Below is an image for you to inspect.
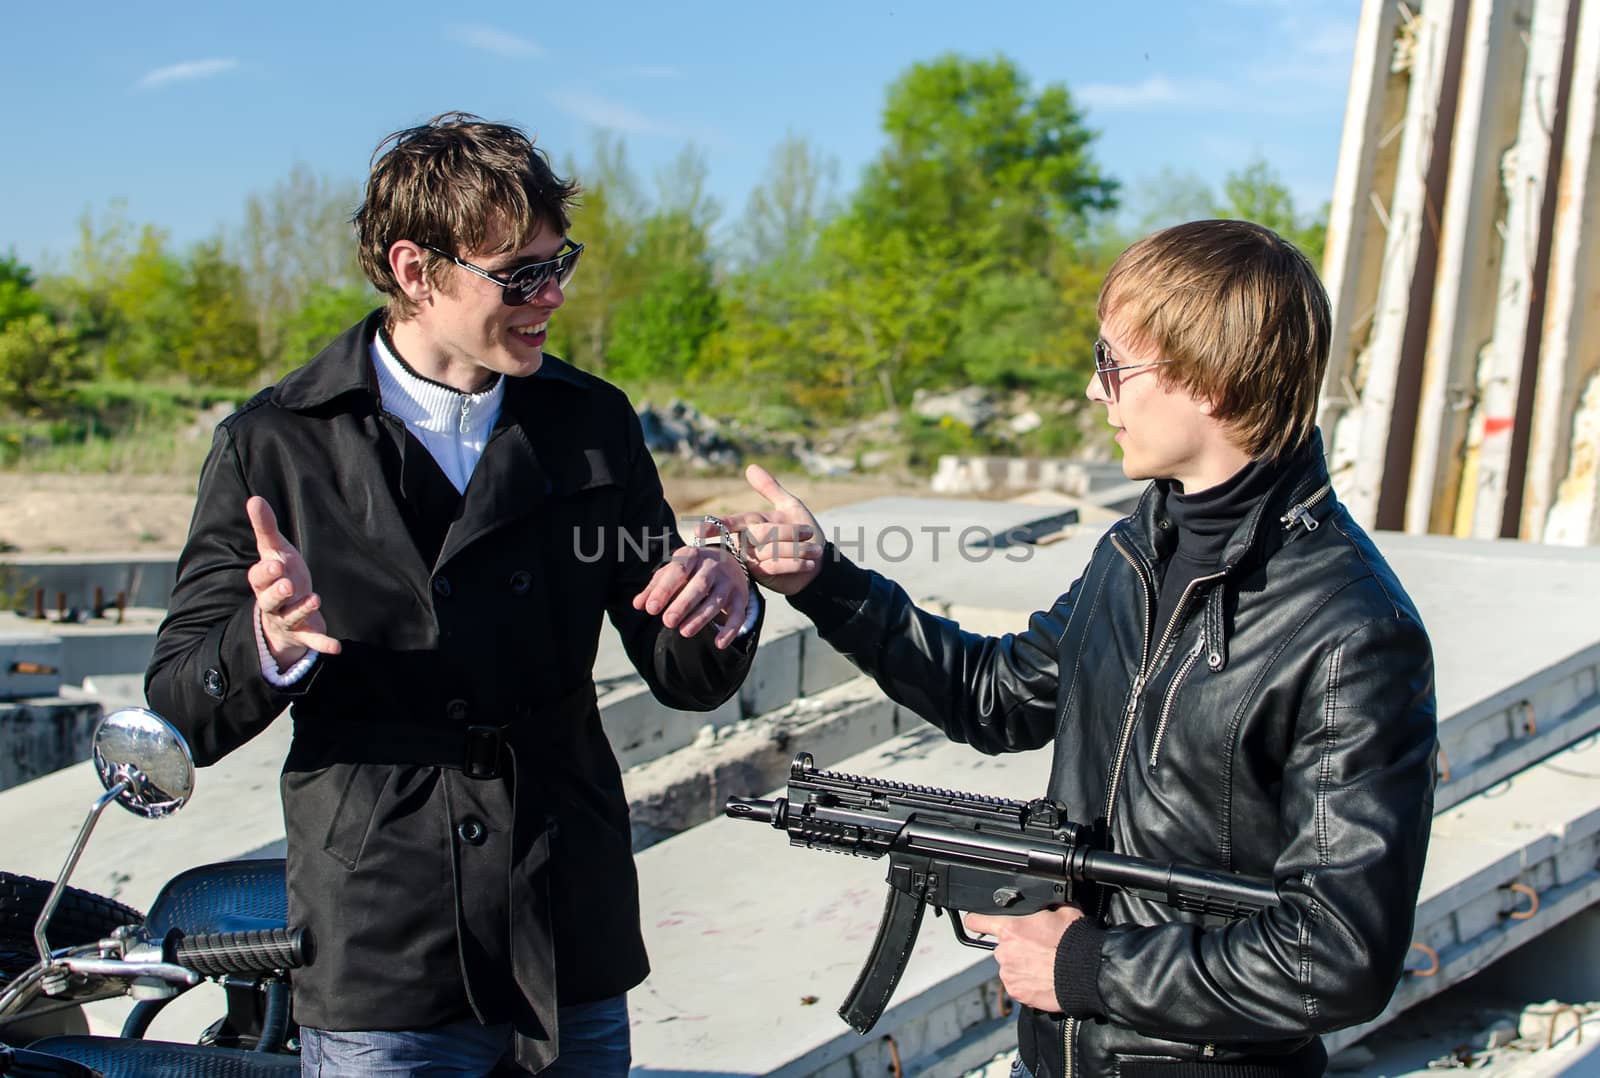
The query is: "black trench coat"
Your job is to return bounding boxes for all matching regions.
[146,312,759,1071]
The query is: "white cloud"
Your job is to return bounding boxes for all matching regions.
[1246,12,1357,89]
[1078,76,1231,110]
[449,24,543,58]
[548,89,724,146]
[549,90,672,134]
[134,58,239,90]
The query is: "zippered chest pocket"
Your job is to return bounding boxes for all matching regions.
[1148,638,1207,773]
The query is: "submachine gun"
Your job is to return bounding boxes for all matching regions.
[726,752,1278,1034]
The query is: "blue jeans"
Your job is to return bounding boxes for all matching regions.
[1009,1058,1036,1078]
[299,995,630,1076]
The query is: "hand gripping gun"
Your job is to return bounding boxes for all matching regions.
[725,753,1278,1034]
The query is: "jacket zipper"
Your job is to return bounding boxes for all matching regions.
[1149,639,1205,771]
[1105,536,1155,864]
[1070,535,1160,1078]
[1280,482,1332,532]
[1105,539,1218,845]
[1082,536,1224,1078]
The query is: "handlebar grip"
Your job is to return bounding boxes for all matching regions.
[171,926,307,977]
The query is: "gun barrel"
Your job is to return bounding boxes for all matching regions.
[725,796,782,827]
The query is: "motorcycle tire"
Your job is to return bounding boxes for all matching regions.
[0,872,144,980]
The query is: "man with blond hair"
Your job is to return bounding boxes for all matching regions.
[148,113,765,1076]
[732,219,1437,1077]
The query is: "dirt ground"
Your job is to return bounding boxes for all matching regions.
[0,470,927,556]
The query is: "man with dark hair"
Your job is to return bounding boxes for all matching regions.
[147,113,766,1076]
[729,219,1437,1077]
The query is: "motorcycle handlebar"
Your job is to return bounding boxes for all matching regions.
[170,927,308,978]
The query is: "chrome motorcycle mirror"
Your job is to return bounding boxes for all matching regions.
[92,706,195,819]
[32,708,196,971]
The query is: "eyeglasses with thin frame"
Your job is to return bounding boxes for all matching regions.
[1093,338,1170,397]
[418,240,584,307]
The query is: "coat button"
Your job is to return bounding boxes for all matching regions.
[509,570,533,596]
[433,576,452,598]
[202,668,226,698]
[457,818,487,845]
[446,698,470,722]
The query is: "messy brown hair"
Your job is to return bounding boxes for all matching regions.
[1097,219,1330,460]
[354,112,580,321]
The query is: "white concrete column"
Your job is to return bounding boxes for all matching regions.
[1403,0,1536,536]
[1326,0,1467,528]
[1530,0,1600,543]
[1465,0,1570,538]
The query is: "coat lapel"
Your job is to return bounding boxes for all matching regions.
[435,420,553,570]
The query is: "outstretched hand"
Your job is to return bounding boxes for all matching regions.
[246,496,341,670]
[718,464,826,596]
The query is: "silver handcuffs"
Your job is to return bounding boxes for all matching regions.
[693,515,748,573]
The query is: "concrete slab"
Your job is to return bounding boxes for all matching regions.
[623,676,903,849]
[0,697,103,791]
[1328,732,1600,1054]
[0,633,63,699]
[2,553,179,611]
[0,609,161,686]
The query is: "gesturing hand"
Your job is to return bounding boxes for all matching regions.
[245,496,341,670]
[631,541,751,650]
[717,464,826,596]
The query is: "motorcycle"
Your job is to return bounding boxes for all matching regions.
[0,707,304,1077]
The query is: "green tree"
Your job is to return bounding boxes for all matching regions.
[101,225,189,381]
[547,134,646,372]
[1124,167,1217,236]
[799,211,996,415]
[708,137,838,407]
[96,230,264,386]
[0,254,45,329]
[276,283,378,375]
[605,148,724,382]
[607,210,721,383]
[792,53,1119,414]
[733,134,838,269]
[856,54,1118,269]
[0,314,90,417]
[235,163,366,367]
[1214,157,1329,268]
[174,240,263,386]
[58,203,138,342]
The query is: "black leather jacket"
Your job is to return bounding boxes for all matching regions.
[791,434,1436,1078]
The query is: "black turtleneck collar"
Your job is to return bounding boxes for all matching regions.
[1150,453,1292,645]
[1165,454,1289,567]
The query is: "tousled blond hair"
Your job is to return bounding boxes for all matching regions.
[1098,219,1329,460]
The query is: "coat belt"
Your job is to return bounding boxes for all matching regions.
[290,680,598,778]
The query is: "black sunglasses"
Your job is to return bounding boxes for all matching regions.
[419,240,583,306]
[1093,338,1169,397]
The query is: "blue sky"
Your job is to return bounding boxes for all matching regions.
[4,0,1359,271]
